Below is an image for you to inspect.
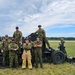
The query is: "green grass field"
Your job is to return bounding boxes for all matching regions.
[50,40,75,56]
[0,41,75,75]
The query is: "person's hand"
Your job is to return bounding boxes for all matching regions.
[1,50,4,53]
[34,45,37,47]
[19,42,22,45]
[14,49,17,51]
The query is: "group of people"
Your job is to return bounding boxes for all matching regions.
[0,25,50,70]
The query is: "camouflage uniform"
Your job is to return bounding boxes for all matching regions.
[0,41,2,66]
[13,30,22,65]
[2,39,11,66]
[59,38,67,55]
[35,28,50,48]
[13,30,22,52]
[34,40,43,68]
[9,42,19,68]
[0,41,2,49]
[22,42,32,69]
[0,41,2,55]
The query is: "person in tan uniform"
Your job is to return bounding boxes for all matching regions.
[22,38,32,70]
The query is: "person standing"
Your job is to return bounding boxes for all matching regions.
[1,35,11,67]
[58,38,67,55]
[13,26,22,65]
[8,38,19,68]
[34,37,43,68]
[35,25,50,48]
[0,37,2,67]
[22,38,32,70]
[0,37,2,50]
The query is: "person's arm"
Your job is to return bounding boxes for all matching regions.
[34,41,42,48]
[13,32,15,38]
[23,43,26,50]
[34,44,37,47]
[14,44,19,51]
[34,41,37,47]
[1,40,5,52]
[8,44,14,50]
[37,41,42,47]
[0,42,2,49]
[34,30,38,34]
[42,29,46,37]
[37,44,42,47]
[19,31,22,45]
[1,41,4,53]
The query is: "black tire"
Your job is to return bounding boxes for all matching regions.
[51,50,66,64]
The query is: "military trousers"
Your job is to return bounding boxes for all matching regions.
[16,43,22,65]
[9,51,18,68]
[31,48,35,67]
[34,48,43,68]
[22,50,32,69]
[40,37,50,48]
[43,37,50,48]
[2,51,9,66]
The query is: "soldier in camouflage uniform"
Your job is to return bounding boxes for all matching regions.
[0,37,2,50]
[22,38,32,70]
[0,43,2,48]
[0,37,2,55]
[58,38,67,55]
[1,35,11,67]
[13,26,22,65]
[0,37,2,67]
[34,37,43,68]
[35,25,50,48]
[8,38,19,68]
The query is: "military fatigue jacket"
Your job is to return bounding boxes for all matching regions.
[35,28,46,38]
[23,43,32,51]
[0,41,2,49]
[9,43,19,51]
[2,39,11,51]
[13,30,22,44]
[34,41,42,49]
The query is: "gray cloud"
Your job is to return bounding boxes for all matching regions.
[0,0,75,37]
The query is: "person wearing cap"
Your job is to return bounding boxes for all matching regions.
[58,38,67,55]
[22,38,32,70]
[34,36,43,68]
[34,25,50,49]
[13,26,22,47]
[1,35,11,67]
[13,26,22,65]
[8,38,19,68]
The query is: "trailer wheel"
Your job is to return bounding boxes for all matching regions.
[51,50,66,64]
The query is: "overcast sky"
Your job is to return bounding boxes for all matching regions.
[0,0,75,37]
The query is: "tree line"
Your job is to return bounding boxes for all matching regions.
[47,37,75,40]
[0,36,75,41]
